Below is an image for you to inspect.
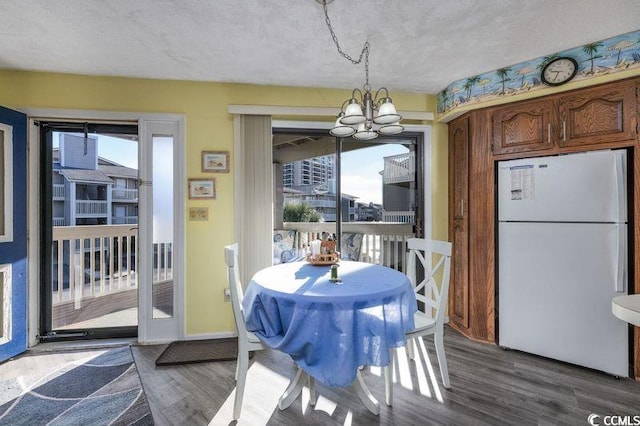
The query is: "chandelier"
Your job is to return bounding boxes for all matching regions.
[317,0,404,140]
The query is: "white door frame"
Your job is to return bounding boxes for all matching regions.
[25,108,186,346]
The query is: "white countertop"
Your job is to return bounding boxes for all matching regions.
[612,294,640,327]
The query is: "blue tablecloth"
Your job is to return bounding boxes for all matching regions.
[242,261,417,387]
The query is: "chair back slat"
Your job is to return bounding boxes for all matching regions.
[224,243,249,338]
[405,238,452,324]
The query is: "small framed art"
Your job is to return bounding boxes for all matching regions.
[202,151,229,173]
[189,207,209,221]
[188,178,216,199]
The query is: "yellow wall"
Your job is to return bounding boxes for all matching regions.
[0,70,443,335]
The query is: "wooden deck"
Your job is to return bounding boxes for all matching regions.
[53,280,173,330]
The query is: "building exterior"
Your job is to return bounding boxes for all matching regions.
[53,134,138,226]
[282,154,335,188]
[355,201,382,222]
[282,151,418,223]
[381,150,416,223]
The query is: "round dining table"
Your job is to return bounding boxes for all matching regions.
[242,260,417,414]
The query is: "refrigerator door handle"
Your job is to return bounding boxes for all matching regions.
[615,225,626,293]
[614,152,625,222]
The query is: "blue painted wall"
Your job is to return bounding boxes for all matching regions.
[0,106,28,361]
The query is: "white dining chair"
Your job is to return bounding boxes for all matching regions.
[384,238,453,405]
[224,243,265,420]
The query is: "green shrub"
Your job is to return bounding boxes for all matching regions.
[283,202,322,222]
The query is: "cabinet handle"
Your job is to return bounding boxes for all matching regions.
[460,199,464,217]
[562,121,566,143]
[547,123,551,144]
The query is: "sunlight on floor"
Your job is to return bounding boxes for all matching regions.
[208,360,355,425]
[208,337,447,425]
[208,361,289,426]
[390,338,444,403]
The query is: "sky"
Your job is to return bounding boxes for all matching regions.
[341,143,409,204]
[53,132,138,169]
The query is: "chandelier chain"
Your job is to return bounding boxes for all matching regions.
[322,0,370,90]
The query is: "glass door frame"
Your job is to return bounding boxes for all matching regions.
[37,121,139,340]
[26,109,185,346]
[272,120,432,243]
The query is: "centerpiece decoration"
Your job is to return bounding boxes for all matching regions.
[307,238,340,265]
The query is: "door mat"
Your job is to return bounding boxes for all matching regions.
[155,337,238,366]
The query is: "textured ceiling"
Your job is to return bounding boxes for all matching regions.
[1,0,639,94]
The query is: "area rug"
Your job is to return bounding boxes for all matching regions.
[155,337,238,366]
[0,346,153,425]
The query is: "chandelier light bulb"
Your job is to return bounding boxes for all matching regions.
[340,100,366,125]
[378,121,404,135]
[353,122,378,140]
[373,98,402,125]
[330,113,357,137]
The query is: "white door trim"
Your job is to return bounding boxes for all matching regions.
[138,119,186,344]
[25,108,185,346]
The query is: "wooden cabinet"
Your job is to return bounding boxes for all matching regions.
[448,111,495,342]
[492,79,637,156]
[449,77,638,353]
[449,115,470,329]
[559,81,637,148]
[492,99,555,155]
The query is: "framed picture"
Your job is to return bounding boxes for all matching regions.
[202,151,229,173]
[189,207,209,221]
[188,178,216,199]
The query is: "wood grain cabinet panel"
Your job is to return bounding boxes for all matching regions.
[559,81,637,148]
[449,116,470,330]
[492,100,555,155]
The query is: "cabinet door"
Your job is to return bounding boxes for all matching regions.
[449,116,469,329]
[559,81,637,148]
[492,99,555,155]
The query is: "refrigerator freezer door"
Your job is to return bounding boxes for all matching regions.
[498,150,626,223]
[499,222,628,377]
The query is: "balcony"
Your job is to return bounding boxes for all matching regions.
[382,210,415,224]
[383,152,415,185]
[283,221,414,272]
[111,216,138,225]
[51,224,172,329]
[112,187,138,202]
[53,184,65,200]
[75,200,108,217]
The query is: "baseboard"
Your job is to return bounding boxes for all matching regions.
[182,331,237,341]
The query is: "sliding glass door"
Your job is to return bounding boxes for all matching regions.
[39,122,139,340]
[272,128,424,270]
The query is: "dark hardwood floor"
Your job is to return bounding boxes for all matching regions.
[132,326,640,425]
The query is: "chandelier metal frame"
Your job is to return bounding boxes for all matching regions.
[317,0,404,140]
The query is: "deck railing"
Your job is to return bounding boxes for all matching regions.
[382,210,415,224]
[112,188,138,201]
[111,216,138,225]
[51,225,172,308]
[53,184,65,200]
[382,151,415,184]
[283,221,415,273]
[75,200,108,216]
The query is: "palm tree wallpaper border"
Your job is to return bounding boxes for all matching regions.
[437,29,640,115]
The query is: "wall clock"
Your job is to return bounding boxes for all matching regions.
[541,57,578,86]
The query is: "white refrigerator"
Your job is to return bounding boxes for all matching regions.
[498,149,629,377]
